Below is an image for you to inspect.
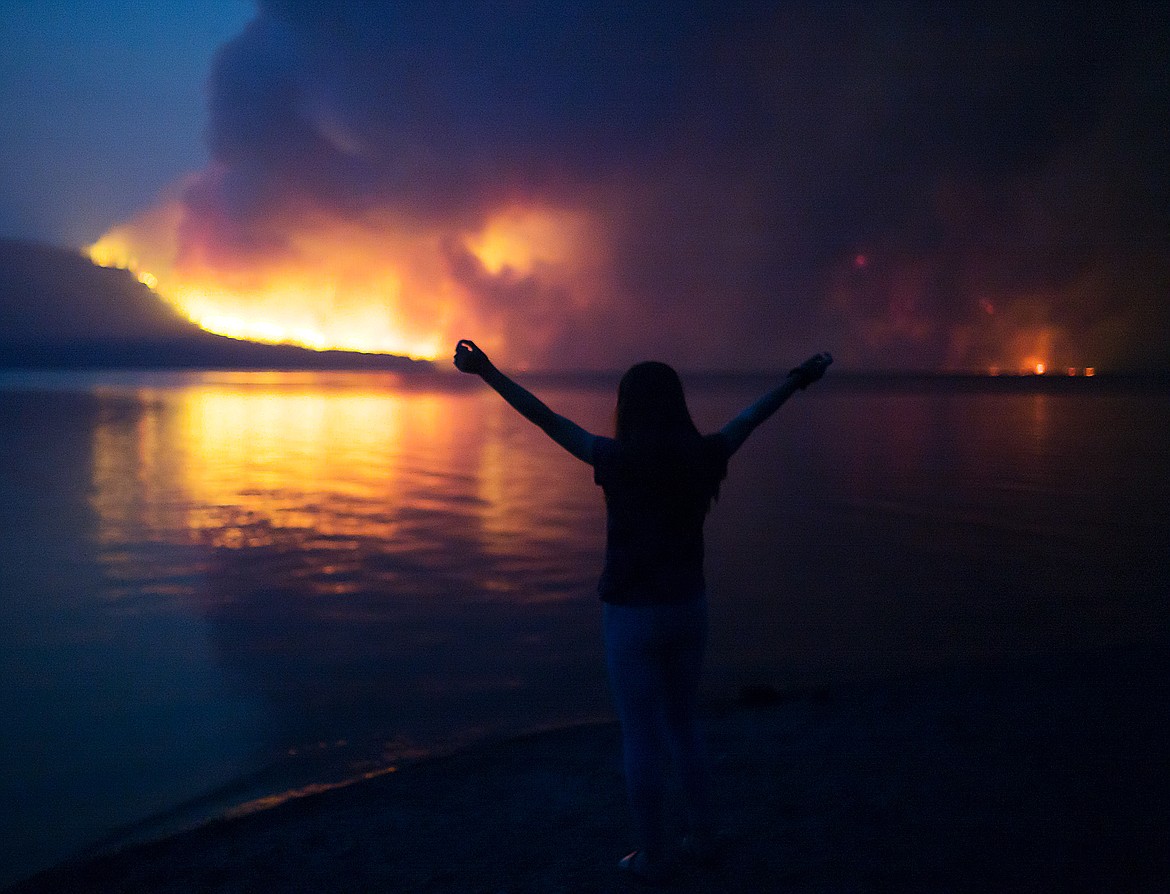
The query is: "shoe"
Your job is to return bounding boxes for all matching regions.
[618,850,668,885]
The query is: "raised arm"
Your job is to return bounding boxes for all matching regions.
[719,352,832,456]
[453,339,597,464]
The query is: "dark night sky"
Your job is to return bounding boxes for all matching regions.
[1,1,1167,371]
[0,1,253,244]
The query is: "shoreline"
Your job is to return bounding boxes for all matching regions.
[67,712,621,874]
[8,640,1167,893]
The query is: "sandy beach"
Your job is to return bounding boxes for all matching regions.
[7,639,1166,893]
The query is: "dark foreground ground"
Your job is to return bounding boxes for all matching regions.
[8,641,1167,893]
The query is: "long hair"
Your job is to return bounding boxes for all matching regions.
[613,361,722,506]
[615,361,700,444]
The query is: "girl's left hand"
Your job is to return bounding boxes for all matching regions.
[454,339,490,374]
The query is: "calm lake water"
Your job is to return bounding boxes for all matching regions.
[1,369,1167,885]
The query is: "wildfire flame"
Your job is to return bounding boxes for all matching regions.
[86,198,602,362]
[978,321,1096,376]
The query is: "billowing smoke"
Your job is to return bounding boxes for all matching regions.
[90,1,1168,371]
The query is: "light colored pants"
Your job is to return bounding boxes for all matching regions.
[603,595,710,857]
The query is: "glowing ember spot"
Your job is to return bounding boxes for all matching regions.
[853,253,868,269]
[978,297,995,315]
[1084,367,1096,377]
[1019,355,1047,375]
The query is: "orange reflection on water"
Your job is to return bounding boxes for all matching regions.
[176,386,409,547]
[90,374,437,552]
[443,390,604,600]
[88,373,598,602]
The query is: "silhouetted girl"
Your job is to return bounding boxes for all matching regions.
[454,340,831,882]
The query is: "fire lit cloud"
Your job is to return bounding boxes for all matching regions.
[87,193,610,362]
[82,2,1168,372]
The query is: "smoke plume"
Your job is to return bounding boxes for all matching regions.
[90,1,1169,371]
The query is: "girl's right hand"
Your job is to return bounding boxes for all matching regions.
[788,352,833,389]
[453,339,490,375]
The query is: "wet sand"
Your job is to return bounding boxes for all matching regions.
[8,641,1167,893]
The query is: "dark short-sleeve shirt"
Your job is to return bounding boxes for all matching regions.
[592,434,730,605]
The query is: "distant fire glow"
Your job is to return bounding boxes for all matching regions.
[978,327,1095,379]
[86,200,603,362]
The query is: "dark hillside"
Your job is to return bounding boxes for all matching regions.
[0,241,429,370]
